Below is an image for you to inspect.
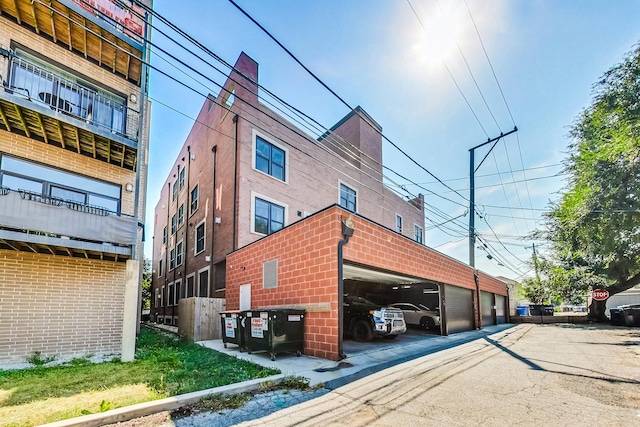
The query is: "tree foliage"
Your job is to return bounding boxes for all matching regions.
[141,258,152,311]
[542,43,640,320]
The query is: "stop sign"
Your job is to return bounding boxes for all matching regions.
[591,289,609,301]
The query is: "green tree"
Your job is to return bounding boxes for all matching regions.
[542,43,640,321]
[141,258,152,311]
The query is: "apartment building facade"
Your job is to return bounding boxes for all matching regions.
[0,0,151,364]
[151,52,426,325]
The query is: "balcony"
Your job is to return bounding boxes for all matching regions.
[0,0,144,84]
[0,55,139,170]
[0,187,136,260]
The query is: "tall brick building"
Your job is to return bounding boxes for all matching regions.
[151,52,426,325]
[152,52,509,361]
[0,0,151,364]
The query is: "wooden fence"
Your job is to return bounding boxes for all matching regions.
[178,297,226,341]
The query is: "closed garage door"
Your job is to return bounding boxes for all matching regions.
[444,285,474,334]
[481,291,495,326]
[496,294,506,324]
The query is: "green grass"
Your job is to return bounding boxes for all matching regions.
[0,327,279,426]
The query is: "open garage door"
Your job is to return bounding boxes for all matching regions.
[444,285,474,334]
[481,291,495,327]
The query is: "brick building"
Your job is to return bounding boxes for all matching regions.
[0,0,151,364]
[151,52,508,360]
[151,52,425,325]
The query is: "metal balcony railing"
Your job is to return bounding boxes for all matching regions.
[5,56,139,141]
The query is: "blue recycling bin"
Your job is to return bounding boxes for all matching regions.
[516,305,528,316]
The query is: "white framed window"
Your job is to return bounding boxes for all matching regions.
[190,185,199,215]
[178,204,185,227]
[197,266,210,297]
[179,167,185,190]
[195,220,205,255]
[339,181,357,213]
[171,214,177,234]
[396,214,403,233]
[176,240,183,267]
[250,191,288,236]
[174,279,182,306]
[414,224,424,244]
[162,225,168,245]
[168,282,175,306]
[172,178,178,201]
[158,259,163,277]
[169,247,176,270]
[185,273,195,298]
[252,130,288,183]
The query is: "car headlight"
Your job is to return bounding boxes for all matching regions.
[370,309,384,322]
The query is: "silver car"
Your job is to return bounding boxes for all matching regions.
[390,303,440,330]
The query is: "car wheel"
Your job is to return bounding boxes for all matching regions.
[424,317,436,331]
[352,320,373,342]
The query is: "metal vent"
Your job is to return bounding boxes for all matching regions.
[263,259,278,289]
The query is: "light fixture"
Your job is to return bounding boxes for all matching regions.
[130,93,138,103]
[486,254,493,260]
[125,183,134,192]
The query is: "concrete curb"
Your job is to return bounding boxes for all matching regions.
[40,374,287,427]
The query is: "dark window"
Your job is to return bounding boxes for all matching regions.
[175,280,182,304]
[396,215,403,233]
[169,247,175,270]
[179,167,185,190]
[254,197,285,235]
[196,223,205,254]
[178,204,184,226]
[176,241,183,267]
[339,183,357,213]
[186,275,195,298]
[198,269,209,297]
[414,225,423,244]
[255,137,285,181]
[168,283,175,306]
[171,214,177,234]
[190,185,198,213]
[162,225,167,245]
[158,259,163,277]
[172,178,178,201]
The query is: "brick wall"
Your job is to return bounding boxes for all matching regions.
[226,206,508,360]
[0,250,126,364]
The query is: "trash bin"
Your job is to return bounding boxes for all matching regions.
[516,305,529,316]
[244,309,305,361]
[220,310,246,350]
[609,307,625,326]
[529,304,554,316]
[622,306,640,327]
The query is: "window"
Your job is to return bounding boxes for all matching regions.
[161,285,165,307]
[168,282,175,306]
[171,214,177,234]
[339,183,357,213]
[190,185,199,214]
[154,289,159,308]
[158,259,163,277]
[414,224,424,244]
[178,204,184,227]
[186,274,195,298]
[254,197,285,235]
[396,215,403,233]
[169,247,176,270]
[9,50,126,134]
[175,279,182,305]
[176,241,183,267]
[172,178,178,201]
[162,225,167,245]
[0,155,121,214]
[195,222,205,254]
[255,136,285,181]
[179,167,185,190]
[198,268,209,297]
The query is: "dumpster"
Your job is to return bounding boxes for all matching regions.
[220,310,246,350]
[244,309,305,361]
[516,305,529,316]
[609,307,625,326]
[529,304,554,316]
[622,305,640,327]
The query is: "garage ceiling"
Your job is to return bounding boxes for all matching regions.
[343,263,424,285]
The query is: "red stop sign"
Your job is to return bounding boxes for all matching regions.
[591,289,609,301]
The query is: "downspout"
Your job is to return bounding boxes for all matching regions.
[232,114,239,251]
[163,181,170,321]
[172,164,179,318]
[474,271,481,329]
[337,219,354,360]
[210,146,217,292]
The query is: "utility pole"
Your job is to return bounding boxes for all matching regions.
[468,127,518,267]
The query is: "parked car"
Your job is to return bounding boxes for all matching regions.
[344,295,406,342]
[390,302,440,330]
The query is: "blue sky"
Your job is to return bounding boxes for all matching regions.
[144,0,640,280]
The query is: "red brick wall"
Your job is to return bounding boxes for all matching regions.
[227,206,508,360]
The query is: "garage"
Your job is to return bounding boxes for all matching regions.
[343,263,442,340]
[481,291,495,326]
[444,284,475,334]
[496,294,506,324]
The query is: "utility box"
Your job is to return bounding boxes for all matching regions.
[220,310,246,350]
[244,309,305,361]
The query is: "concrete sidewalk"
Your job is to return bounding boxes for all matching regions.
[43,324,515,426]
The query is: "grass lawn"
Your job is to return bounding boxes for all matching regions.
[0,327,279,427]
